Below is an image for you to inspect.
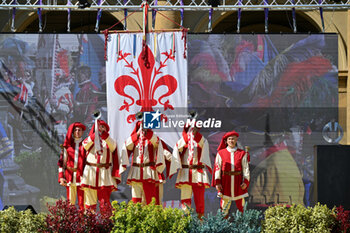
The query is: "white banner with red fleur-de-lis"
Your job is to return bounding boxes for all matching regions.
[106,31,188,148]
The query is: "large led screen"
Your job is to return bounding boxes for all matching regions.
[187,34,338,211]
[0,33,339,214]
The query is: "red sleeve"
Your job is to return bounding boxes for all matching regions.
[213,179,221,186]
[58,172,64,182]
[57,151,64,167]
[165,159,171,178]
[243,179,250,188]
[211,175,221,186]
[101,131,109,140]
[90,133,95,142]
[211,153,222,187]
[145,130,153,140]
[206,165,212,175]
[111,147,121,184]
[130,132,138,145]
[77,146,87,177]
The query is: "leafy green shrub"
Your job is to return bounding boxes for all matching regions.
[0,206,46,233]
[111,200,190,233]
[262,203,337,232]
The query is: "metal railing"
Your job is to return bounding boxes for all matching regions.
[0,0,349,11]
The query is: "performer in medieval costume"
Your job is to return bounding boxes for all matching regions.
[170,122,212,219]
[58,122,86,210]
[120,120,166,205]
[81,119,120,212]
[212,130,250,216]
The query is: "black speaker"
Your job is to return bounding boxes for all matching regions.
[3,205,37,214]
[314,145,350,210]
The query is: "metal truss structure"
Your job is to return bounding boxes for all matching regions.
[0,0,349,11]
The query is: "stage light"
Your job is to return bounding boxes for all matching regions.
[208,0,220,7]
[78,0,91,9]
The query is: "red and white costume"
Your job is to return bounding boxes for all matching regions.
[81,120,120,211]
[120,121,166,205]
[170,126,212,216]
[212,131,250,213]
[57,122,86,210]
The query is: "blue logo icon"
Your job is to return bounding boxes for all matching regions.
[143,110,161,129]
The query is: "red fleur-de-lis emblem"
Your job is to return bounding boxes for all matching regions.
[214,162,221,172]
[114,45,178,123]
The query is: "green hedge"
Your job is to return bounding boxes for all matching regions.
[0,201,348,233]
[262,203,338,232]
[111,200,191,233]
[0,206,46,233]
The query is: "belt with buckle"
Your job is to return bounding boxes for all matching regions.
[132,162,156,167]
[182,164,205,169]
[86,162,112,168]
[66,166,77,172]
[223,170,242,176]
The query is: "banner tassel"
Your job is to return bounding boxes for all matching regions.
[104,30,109,60]
[117,33,120,57]
[172,32,176,57]
[141,1,150,68]
[133,34,136,58]
[154,33,157,61]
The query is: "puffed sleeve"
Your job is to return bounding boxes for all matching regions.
[57,148,67,182]
[242,152,250,187]
[212,152,222,186]
[199,139,212,174]
[119,142,130,174]
[169,142,182,178]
